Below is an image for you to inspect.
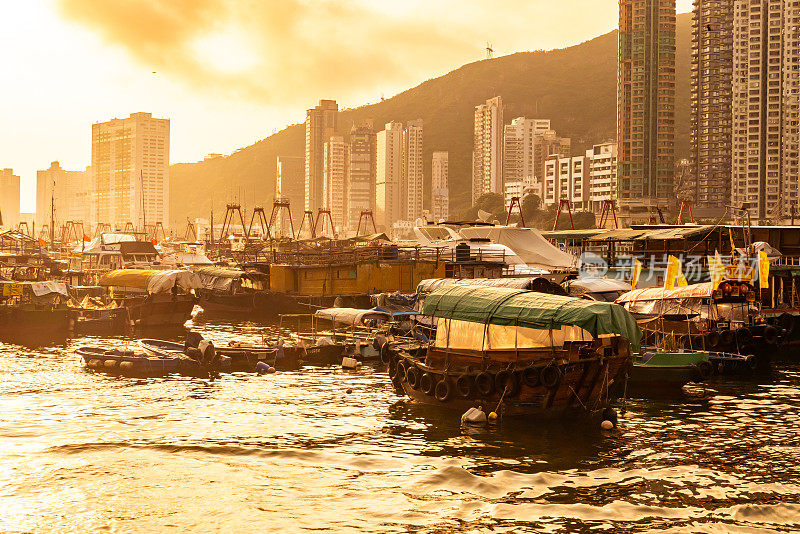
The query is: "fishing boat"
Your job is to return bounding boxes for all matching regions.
[616,279,777,367]
[0,281,71,344]
[98,269,201,327]
[313,307,394,361]
[78,344,228,377]
[193,266,271,315]
[139,338,301,371]
[384,285,639,418]
[626,351,713,396]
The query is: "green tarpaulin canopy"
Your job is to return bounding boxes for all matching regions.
[422,285,641,350]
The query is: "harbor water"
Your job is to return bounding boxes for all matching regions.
[1,318,800,533]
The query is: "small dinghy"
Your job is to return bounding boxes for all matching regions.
[78,333,230,377]
[139,334,301,371]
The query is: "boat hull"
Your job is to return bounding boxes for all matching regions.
[389,344,631,418]
[0,306,70,344]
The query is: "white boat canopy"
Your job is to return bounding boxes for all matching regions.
[459,225,577,269]
[98,269,203,293]
[313,307,392,326]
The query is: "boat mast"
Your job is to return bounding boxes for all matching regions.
[141,170,146,234]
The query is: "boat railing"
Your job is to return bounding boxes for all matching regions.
[242,245,510,267]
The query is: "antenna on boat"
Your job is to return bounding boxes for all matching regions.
[486,42,494,59]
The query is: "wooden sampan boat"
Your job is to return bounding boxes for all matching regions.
[384,285,639,418]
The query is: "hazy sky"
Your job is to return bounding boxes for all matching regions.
[1,0,693,212]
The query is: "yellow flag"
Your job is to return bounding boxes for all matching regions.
[664,255,679,290]
[709,251,724,290]
[759,250,770,289]
[677,272,689,287]
[631,259,642,289]
[728,227,736,254]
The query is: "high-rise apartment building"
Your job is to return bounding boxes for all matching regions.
[731,0,800,220]
[304,99,338,213]
[503,118,553,184]
[404,119,424,221]
[276,156,305,235]
[431,152,449,221]
[323,136,349,232]
[618,0,676,208]
[543,155,590,210]
[532,132,571,182]
[347,122,376,232]
[92,112,169,229]
[36,161,93,228]
[691,0,733,209]
[375,122,405,231]
[588,142,618,213]
[0,168,20,228]
[472,96,504,202]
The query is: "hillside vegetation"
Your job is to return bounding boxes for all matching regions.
[170,13,692,227]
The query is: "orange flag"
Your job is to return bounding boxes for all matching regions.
[151,238,158,246]
[38,237,46,247]
[83,234,91,242]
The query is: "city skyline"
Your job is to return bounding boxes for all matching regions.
[1,1,693,213]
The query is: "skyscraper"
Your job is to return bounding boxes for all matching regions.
[347,122,376,232]
[36,161,93,228]
[617,0,676,209]
[431,152,449,221]
[322,136,349,232]
[0,168,20,228]
[92,112,169,229]
[404,119,424,221]
[304,99,338,213]
[472,96,504,202]
[375,122,405,231]
[731,0,800,221]
[691,0,733,210]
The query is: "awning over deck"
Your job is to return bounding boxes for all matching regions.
[421,285,641,349]
[98,269,202,293]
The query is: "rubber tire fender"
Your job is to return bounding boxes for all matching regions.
[434,379,452,402]
[395,359,408,381]
[720,329,736,346]
[763,325,779,344]
[540,364,562,389]
[420,372,436,396]
[735,327,754,345]
[706,331,721,348]
[495,369,520,397]
[405,366,421,389]
[522,366,540,388]
[455,374,473,398]
[475,371,495,396]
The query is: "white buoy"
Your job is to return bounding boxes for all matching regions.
[460,407,487,424]
[601,420,614,430]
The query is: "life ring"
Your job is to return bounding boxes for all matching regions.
[475,372,495,396]
[380,344,392,364]
[694,360,713,381]
[522,366,539,388]
[405,366,421,389]
[495,369,520,397]
[735,327,753,344]
[420,372,436,395]
[706,331,721,348]
[540,364,561,389]
[455,374,473,398]
[434,379,452,402]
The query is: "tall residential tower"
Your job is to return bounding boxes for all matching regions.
[617,0,676,209]
[472,96,504,202]
[92,112,169,229]
[304,100,338,213]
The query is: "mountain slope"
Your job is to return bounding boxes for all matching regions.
[170,12,692,226]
